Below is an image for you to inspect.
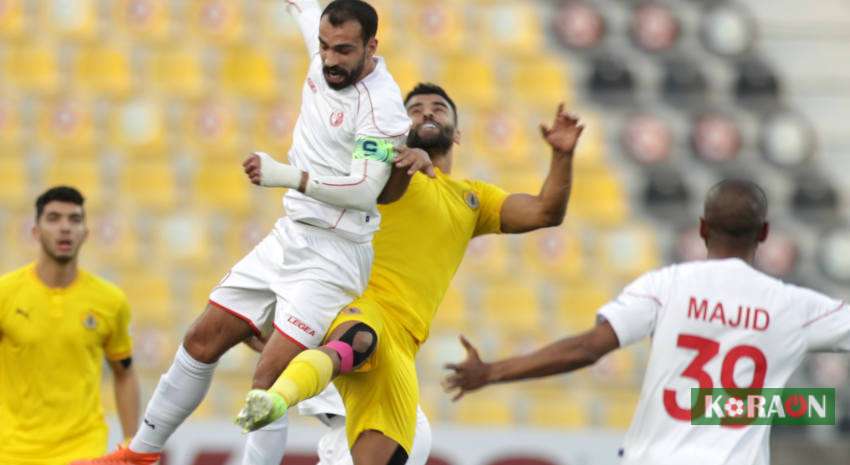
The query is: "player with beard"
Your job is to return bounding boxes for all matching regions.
[236,82,585,465]
[77,1,433,464]
[0,187,140,464]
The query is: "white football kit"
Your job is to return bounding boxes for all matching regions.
[210,0,410,349]
[599,258,850,465]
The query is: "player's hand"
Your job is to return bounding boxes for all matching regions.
[393,145,436,178]
[243,152,263,185]
[442,335,491,401]
[540,103,584,157]
[243,333,268,353]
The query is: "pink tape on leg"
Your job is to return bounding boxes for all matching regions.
[326,341,354,374]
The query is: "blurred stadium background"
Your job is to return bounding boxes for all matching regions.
[2,0,850,464]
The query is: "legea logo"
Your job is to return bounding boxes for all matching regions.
[690,388,836,426]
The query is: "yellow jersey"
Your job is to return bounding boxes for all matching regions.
[0,263,132,465]
[365,168,508,342]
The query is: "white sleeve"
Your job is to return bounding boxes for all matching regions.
[286,0,322,57]
[597,270,664,347]
[797,286,850,352]
[355,79,411,140]
[303,157,391,212]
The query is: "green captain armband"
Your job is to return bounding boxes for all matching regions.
[353,136,396,164]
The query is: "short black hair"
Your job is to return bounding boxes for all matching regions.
[703,179,767,243]
[321,0,378,44]
[404,82,458,123]
[35,186,85,220]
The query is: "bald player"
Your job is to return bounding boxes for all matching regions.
[445,179,850,465]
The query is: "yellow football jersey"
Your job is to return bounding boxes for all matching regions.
[0,263,132,465]
[365,168,508,342]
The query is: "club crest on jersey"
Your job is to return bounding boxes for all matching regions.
[330,111,345,127]
[464,191,480,209]
[82,312,97,330]
[307,77,317,93]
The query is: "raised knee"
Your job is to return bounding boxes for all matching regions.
[329,322,378,373]
[183,326,220,364]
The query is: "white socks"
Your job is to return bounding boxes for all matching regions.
[242,414,289,465]
[129,345,217,453]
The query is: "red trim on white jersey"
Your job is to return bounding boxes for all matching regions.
[358,82,408,138]
[274,323,308,349]
[286,1,303,14]
[209,300,262,337]
[318,158,368,187]
[803,301,848,328]
[625,291,663,307]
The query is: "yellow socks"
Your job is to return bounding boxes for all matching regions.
[269,349,334,407]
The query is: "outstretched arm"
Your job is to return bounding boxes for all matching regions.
[499,104,584,234]
[286,0,322,57]
[443,320,619,401]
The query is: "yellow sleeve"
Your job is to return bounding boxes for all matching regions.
[469,179,509,237]
[105,293,133,360]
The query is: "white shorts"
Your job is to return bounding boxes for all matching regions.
[209,216,372,348]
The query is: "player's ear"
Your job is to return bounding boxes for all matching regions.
[699,217,709,241]
[366,37,377,57]
[454,128,462,145]
[757,222,769,243]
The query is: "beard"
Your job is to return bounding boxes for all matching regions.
[323,55,366,90]
[40,237,77,264]
[407,121,455,154]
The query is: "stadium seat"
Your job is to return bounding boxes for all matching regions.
[459,234,511,279]
[556,281,613,331]
[407,2,466,54]
[147,46,207,98]
[735,58,781,109]
[88,212,142,268]
[260,0,307,48]
[220,45,279,101]
[477,2,542,55]
[117,269,174,326]
[0,99,23,156]
[602,390,640,429]
[41,0,98,42]
[4,41,60,95]
[189,0,244,44]
[44,159,103,209]
[384,54,424,99]
[251,100,299,156]
[437,55,497,108]
[595,224,661,281]
[527,388,590,428]
[110,98,168,158]
[0,157,29,207]
[509,57,574,110]
[552,0,607,51]
[453,390,514,425]
[588,55,635,105]
[519,226,585,282]
[154,212,212,267]
[0,0,26,40]
[113,0,171,43]
[73,45,134,99]
[700,2,756,57]
[569,169,629,227]
[621,112,673,165]
[470,108,530,163]
[118,160,177,211]
[661,58,708,107]
[193,163,253,214]
[431,285,468,333]
[641,169,692,220]
[36,99,97,158]
[791,173,840,223]
[629,2,681,54]
[183,100,242,159]
[480,280,542,333]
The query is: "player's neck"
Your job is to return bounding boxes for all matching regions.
[430,151,453,174]
[706,246,756,265]
[35,255,79,288]
[355,57,378,84]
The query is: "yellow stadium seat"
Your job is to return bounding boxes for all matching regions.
[478,2,542,55]
[110,99,167,158]
[3,211,37,264]
[220,46,278,101]
[36,99,96,157]
[0,99,23,155]
[183,100,242,159]
[527,388,590,428]
[384,55,423,99]
[556,281,613,331]
[569,168,629,227]
[520,226,585,282]
[0,0,26,40]
[480,280,542,333]
[602,390,640,429]
[189,269,230,309]
[572,110,606,170]
[438,56,497,108]
[260,0,305,47]
[147,46,206,98]
[4,42,60,95]
[88,212,142,268]
[41,0,98,42]
[407,2,466,54]
[118,160,176,211]
[458,233,510,279]
[113,0,171,43]
[74,45,133,99]
[252,100,299,156]
[431,285,468,332]
[194,163,252,214]
[510,57,573,109]
[154,212,212,267]
[470,108,530,163]
[595,224,661,281]
[117,269,174,326]
[0,157,29,207]
[44,159,103,208]
[189,0,244,44]
[453,390,514,425]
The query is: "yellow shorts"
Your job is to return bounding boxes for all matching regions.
[326,296,420,454]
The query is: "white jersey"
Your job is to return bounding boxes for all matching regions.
[283,0,411,243]
[598,258,850,465]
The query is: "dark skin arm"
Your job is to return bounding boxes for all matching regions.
[377,146,435,204]
[443,320,620,401]
[500,104,584,234]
